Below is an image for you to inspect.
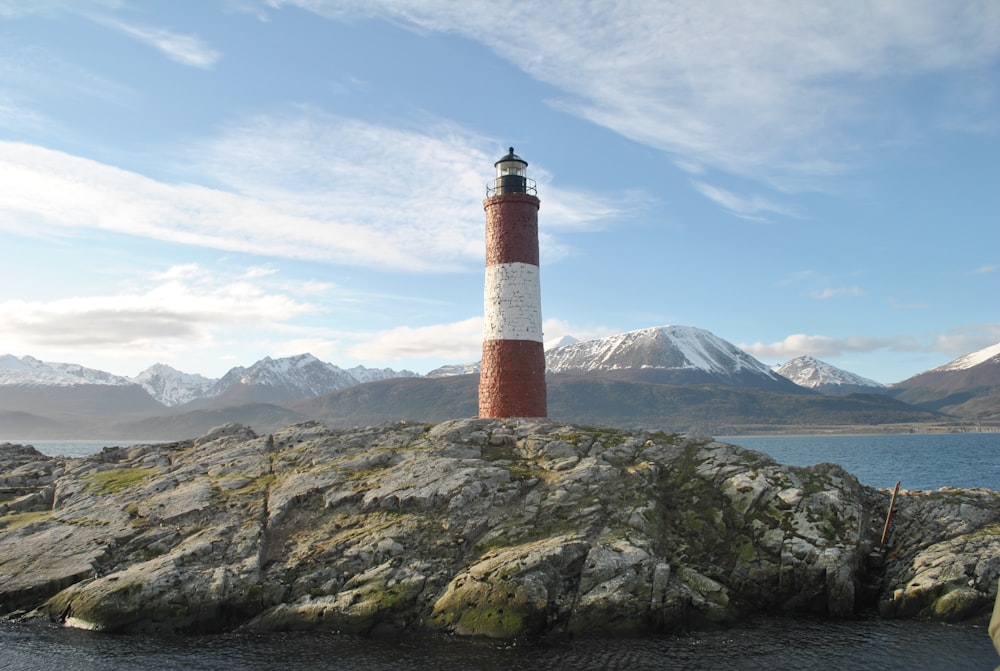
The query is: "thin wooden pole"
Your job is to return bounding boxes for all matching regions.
[880,480,901,549]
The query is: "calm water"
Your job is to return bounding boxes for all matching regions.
[718,432,1000,491]
[0,616,996,671]
[1,439,166,459]
[2,433,998,668]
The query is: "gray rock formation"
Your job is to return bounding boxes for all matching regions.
[0,421,997,637]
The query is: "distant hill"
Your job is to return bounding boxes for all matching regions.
[289,374,942,435]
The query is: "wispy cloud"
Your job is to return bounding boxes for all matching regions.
[808,285,867,300]
[281,1,1000,190]
[188,108,628,264]
[1,4,220,68]
[97,19,221,68]
[971,264,997,274]
[691,181,796,220]
[0,108,623,272]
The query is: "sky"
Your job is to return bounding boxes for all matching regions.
[1,0,998,385]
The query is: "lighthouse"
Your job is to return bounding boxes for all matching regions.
[479,147,547,418]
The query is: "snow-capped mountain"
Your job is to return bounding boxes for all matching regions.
[772,356,886,396]
[1,353,421,409]
[345,365,420,384]
[191,354,420,407]
[426,362,481,378]
[891,340,1000,418]
[544,325,799,390]
[0,354,135,387]
[131,364,218,407]
[0,354,165,420]
[425,326,797,390]
[930,341,1000,373]
[201,354,367,404]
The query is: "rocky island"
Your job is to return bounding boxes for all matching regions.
[1,419,997,637]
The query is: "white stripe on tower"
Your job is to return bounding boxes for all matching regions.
[483,262,542,342]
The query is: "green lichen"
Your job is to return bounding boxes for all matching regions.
[83,467,157,494]
[0,509,52,530]
[455,606,526,638]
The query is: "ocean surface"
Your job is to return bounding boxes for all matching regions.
[0,615,996,671]
[717,432,1000,491]
[2,432,998,669]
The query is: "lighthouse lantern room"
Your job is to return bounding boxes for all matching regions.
[488,147,537,197]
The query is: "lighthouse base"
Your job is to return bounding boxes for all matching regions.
[478,339,547,418]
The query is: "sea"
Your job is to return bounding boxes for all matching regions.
[2,432,998,670]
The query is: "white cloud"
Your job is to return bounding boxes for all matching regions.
[0,108,623,271]
[742,324,1000,364]
[0,264,317,360]
[741,333,908,360]
[930,324,1000,357]
[347,317,484,362]
[279,0,1000,189]
[95,19,221,68]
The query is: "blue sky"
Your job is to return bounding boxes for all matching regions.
[1,0,998,384]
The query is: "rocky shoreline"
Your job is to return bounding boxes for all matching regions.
[1,419,998,637]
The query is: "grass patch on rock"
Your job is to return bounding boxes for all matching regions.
[83,468,158,494]
[0,509,52,530]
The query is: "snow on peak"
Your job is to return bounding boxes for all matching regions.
[773,356,885,390]
[346,365,420,384]
[933,341,1000,373]
[545,325,779,378]
[0,354,135,387]
[131,363,217,407]
[426,362,481,377]
[205,353,419,399]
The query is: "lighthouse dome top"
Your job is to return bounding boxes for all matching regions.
[494,147,527,169]
[488,146,537,197]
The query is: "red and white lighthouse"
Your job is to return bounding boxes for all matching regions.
[479,147,547,418]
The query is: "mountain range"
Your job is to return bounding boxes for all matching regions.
[2,326,998,439]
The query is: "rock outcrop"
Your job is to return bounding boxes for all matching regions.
[0,420,997,637]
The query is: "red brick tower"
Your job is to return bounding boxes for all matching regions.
[479,147,547,418]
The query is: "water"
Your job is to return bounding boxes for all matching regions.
[0,616,995,670]
[3,433,998,668]
[717,432,1000,491]
[1,439,167,459]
